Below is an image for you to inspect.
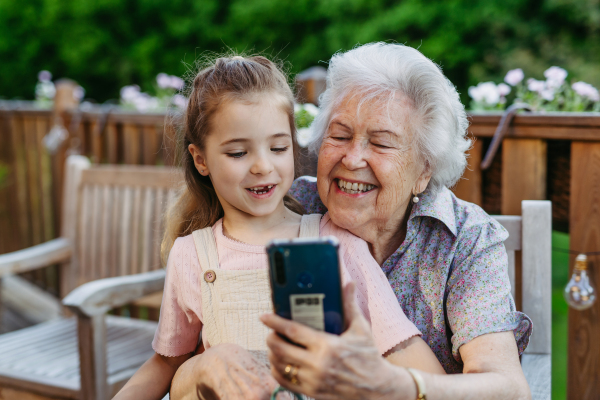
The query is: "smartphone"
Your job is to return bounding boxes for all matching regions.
[266,236,345,335]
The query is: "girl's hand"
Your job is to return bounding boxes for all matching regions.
[170,343,279,400]
[260,283,415,400]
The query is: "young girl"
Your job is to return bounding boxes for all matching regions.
[115,55,444,400]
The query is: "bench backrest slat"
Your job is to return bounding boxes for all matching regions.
[60,155,183,297]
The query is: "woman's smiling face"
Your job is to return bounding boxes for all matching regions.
[317,93,431,236]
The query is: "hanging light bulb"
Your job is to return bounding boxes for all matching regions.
[564,254,596,310]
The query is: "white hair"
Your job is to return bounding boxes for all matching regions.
[309,42,471,193]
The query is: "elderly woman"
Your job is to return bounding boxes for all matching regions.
[170,43,532,400]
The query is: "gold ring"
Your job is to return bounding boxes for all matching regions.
[283,364,300,385]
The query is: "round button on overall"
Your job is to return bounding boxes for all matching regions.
[204,270,216,283]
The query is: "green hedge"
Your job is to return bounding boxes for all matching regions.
[0,0,598,103]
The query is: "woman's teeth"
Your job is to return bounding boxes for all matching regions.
[248,185,273,194]
[337,179,374,194]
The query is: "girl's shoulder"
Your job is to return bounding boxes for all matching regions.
[319,213,368,250]
[167,233,201,273]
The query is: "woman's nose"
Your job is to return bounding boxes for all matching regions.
[341,140,368,170]
[250,154,275,175]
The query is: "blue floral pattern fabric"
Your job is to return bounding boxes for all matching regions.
[289,176,532,373]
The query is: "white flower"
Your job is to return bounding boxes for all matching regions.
[172,94,188,109]
[572,81,600,102]
[156,73,171,89]
[497,83,511,97]
[120,85,141,102]
[302,103,319,117]
[504,69,524,86]
[544,66,567,88]
[540,89,555,101]
[38,70,52,82]
[527,78,545,93]
[36,81,56,99]
[296,127,314,147]
[468,82,500,105]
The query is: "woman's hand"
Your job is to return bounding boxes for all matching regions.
[170,343,279,400]
[260,283,416,400]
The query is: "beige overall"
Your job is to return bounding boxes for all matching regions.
[192,214,322,367]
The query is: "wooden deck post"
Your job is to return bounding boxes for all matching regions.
[568,141,600,399]
[51,80,80,237]
[501,138,547,215]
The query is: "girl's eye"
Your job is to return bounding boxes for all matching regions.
[271,146,289,153]
[227,152,246,158]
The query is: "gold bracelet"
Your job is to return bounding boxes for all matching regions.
[406,368,427,400]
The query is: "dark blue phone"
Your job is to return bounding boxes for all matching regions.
[266,236,345,335]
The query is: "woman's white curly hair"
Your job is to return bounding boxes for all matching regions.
[308,42,471,193]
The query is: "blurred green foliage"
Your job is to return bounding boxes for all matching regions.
[0,0,598,103]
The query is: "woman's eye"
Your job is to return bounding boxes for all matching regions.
[373,142,392,149]
[332,136,350,141]
[227,152,246,158]
[271,146,289,153]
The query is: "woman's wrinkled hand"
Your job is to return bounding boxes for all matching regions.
[260,283,403,400]
[170,343,279,400]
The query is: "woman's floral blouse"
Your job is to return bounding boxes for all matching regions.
[289,176,532,373]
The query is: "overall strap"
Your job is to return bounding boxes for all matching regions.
[192,227,220,271]
[299,214,322,238]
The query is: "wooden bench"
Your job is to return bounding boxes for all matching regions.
[493,201,552,400]
[0,155,181,400]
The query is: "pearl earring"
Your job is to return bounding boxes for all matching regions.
[412,194,419,203]
[200,170,204,174]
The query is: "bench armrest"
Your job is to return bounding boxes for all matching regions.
[63,269,166,317]
[0,238,72,277]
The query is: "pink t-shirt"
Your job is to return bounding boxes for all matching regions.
[152,213,420,357]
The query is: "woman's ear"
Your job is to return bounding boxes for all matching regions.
[188,144,209,176]
[414,163,432,194]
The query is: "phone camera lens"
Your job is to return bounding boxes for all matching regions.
[274,251,286,285]
[297,272,313,288]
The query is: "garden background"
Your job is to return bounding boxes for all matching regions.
[1,0,599,398]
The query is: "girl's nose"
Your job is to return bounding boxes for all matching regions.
[341,140,368,170]
[250,154,275,175]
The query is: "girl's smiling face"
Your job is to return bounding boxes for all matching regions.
[189,94,295,220]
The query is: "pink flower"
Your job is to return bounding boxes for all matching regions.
[468,82,500,105]
[504,69,524,86]
[156,73,171,89]
[172,94,188,109]
[527,78,545,93]
[544,66,567,88]
[170,76,185,91]
[572,81,600,102]
[38,70,52,82]
[497,83,511,97]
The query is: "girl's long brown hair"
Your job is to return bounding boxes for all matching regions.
[161,55,305,266]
